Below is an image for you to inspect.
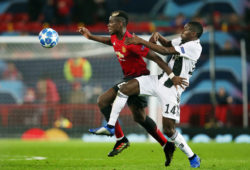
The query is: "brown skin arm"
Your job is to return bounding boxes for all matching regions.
[78,27,112,46]
[125,33,178,55]
[149,32,172,47]
[145,50,189,89]
[149,32,159,44]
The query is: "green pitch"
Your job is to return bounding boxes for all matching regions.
[0,140,250,170]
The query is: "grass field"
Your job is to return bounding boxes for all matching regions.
[0,140,250,170]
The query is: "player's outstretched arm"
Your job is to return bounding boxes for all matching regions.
[78,27,112,46]
[146,50,188,89]
[125,33,178,55]
[150,32,172,47]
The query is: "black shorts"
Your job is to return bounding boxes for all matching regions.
[113,77,147,108]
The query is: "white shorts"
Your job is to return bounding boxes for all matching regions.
[136,75,182,123]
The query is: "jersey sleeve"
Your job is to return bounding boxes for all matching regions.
[173,41,202,61]
[129,44,149,57]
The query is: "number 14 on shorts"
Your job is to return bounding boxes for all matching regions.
[165,104,179,115]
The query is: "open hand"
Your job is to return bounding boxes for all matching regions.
[78,27,91,39]
[124,33,142,45]
[172,76,189,89]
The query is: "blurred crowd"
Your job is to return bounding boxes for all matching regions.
[25,0,249,55]
[25,0,249,30]
[0,61,103,105]
[28,0,109,25]
[0,0,247,51]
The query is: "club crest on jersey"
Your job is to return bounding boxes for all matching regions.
[115,51,125,61]
[141,45,145,51]
[122,46,126,53]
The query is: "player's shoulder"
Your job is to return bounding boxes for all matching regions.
[184,39,202,50]
[125,31,132,38]
[172,37,181,42]
[171,37,181,46]
[110,34,116,42]
[124,31,136,48]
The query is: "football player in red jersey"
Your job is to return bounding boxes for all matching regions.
[78,10,186,165]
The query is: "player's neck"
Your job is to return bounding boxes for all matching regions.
[181,37,198,44]
[116,28,126,40]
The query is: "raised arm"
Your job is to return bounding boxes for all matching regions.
[125,33,178,55]
[145,50,188,89]
[149,32,172,47]
[78,27,112,46]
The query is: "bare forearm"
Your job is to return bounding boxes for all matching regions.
[140,39,178,55]
[158,34,172,47]
[146,51,172,75]
[88,35,112,46]
[156,57,172,75]
[146,51,189,88]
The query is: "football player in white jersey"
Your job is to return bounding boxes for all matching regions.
[93,21,203,168]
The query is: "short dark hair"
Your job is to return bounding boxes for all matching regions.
[111,10,129,26]
[188,21,203,38]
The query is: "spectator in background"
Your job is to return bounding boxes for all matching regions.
[56,0,74,25]
[72,0,85,23]
[88,85,103,103]
[95,0,108,22]
[211,11,223,30]
[105,0,119,18]
[67,82,87,104]
[192,15,206,27]
[36,78,46,103]
[28,0,44,21]
[227,13,242,31]
[36,74,60,104]
[227,13,245,44]
[215,87,233,127]
[170,13,188,33]
[43,0,56,24]
[24,88,36,104]
[73,0,97,25]
[219,40,240,55]
[2,62,22,80]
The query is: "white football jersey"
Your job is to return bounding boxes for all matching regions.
[171,37,202,80]
[136,37,202,122]
[160,37,202,85]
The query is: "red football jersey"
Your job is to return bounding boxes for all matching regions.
[110,31,150,78]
